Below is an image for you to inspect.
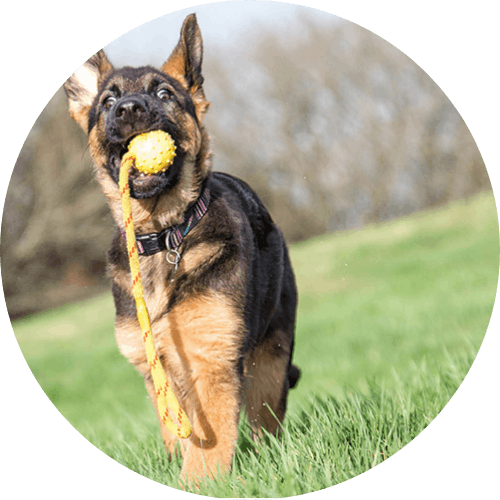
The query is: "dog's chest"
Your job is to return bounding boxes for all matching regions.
[112,253,173,364]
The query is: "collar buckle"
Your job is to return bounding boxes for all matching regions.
[132,187,210,257]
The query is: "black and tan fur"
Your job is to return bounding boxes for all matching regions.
[65,14,300,482]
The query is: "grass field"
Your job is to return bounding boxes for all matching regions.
[12,191,499,496]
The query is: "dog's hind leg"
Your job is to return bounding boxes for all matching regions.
[243,326,294,437]
[243,254,298,437]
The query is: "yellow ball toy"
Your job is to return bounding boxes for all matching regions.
[126,130,176,174]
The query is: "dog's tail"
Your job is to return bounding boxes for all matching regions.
[288,364,301,389]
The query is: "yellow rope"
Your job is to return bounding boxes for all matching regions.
[119,153,192,439]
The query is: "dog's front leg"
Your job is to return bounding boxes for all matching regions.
[180,363,242,483]
[166,292,244,483]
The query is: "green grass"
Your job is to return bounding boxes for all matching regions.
[12,191,499,496]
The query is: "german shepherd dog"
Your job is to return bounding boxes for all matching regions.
[65,14,299,482]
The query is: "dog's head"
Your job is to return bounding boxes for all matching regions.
[65,14,210,200]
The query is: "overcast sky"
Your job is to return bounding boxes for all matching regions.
[105,1,340,68]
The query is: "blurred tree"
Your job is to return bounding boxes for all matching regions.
[1,15,490,318]
[204,17,490,238]
[2,89,113,318]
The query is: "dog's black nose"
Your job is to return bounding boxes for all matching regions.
[115,98,147,124]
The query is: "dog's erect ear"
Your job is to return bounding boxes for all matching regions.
[162,14,210,121]
[162,14,204,90]
[64,50,114,132]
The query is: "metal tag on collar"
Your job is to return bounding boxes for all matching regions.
[165,230,181,279]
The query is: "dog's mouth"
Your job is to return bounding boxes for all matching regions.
[109,130,183,199]
[121,135,162,180]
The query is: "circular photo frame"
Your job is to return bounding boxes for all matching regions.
[2,1,499,498]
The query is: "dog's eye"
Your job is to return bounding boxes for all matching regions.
[103,96,117,110]
[157,89,170,101]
